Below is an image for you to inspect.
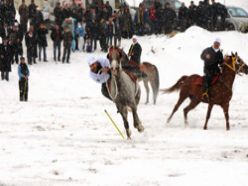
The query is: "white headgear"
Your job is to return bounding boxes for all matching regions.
[88,56,97,65]
[214,37,221,44]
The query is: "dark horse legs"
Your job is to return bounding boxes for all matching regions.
[183,99,200,126]
[167,92,188,123]
[203,104,213,130]
[222,103,230,130]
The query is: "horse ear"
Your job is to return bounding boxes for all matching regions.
[231,52,234,57]
[235,52,238,56]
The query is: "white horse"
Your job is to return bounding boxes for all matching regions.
[106,48,144,139]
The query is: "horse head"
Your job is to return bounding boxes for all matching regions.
[223,52,248,75]
[108,46,123,76]
[107,46,123,61]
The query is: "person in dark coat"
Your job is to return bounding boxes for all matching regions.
[19,0,29,34]
[201,38,223,99]
[8,23,22,64]
[106,19,114,47]
[112,11,121,47]
[127,35,146,78]
[178,3,189,31]
[18,56,30,101]
[51,24,63,61]
[28,0,37,23]
[162,2,176,34]
[128,35,142,65]
[0,38,12,81]
[62,28,72,63]
[37,22,48,62]
[53,2,63,26]
[25,26,37,65]
[188,1,198,27]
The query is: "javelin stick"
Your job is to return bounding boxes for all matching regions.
[104,109,125,140]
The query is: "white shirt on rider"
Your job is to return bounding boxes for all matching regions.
[89,57,110,84]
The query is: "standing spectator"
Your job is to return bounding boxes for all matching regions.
[37,22,48,62]
[25,26,37,65]
[83,26,93,53]
[51,24,63,61]
[162,2,176,34]
[0,38,12,81]
[105,1,113,20]
[215,1,227,30]
[32,6,44,31]
[106,19,113,47]
[121,7,133,39]
[28,0,37,23]
[18,57,30,102]
[135,4,145,35]
[112,11,121,47]
[4,0,16,26]
[8,23,22,64]
[76,22,85,51]
[149,4,157,34]
[99,19,108,52]
[90,19,99,51]
[188,1,198,27]
[62,27,72,63]
[178,3,189,32]
[54,2,63,26]
[19,0,29,34]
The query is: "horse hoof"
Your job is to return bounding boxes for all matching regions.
[203,127,207,130]
[137,125,144,132]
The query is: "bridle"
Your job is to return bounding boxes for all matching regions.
[224,55,245,75]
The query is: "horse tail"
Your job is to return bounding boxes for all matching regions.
[161,75,188,94]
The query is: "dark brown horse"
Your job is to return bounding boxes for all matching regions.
[108,46,160,104]
[161,53,248,130]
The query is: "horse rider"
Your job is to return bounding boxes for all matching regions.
[201,38,223,100]
[88,56,112,100]
[127,35,147,78]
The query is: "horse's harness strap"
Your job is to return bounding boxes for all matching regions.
[224,57,236,72]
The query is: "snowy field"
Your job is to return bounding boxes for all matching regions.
[0,26,248,186]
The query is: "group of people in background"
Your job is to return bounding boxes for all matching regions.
[0,0,228,101]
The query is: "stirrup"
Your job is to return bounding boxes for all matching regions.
[202,91,209,100]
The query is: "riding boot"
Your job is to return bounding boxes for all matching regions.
[101,83,112,101]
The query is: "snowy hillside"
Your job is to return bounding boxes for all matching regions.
[0,26,248,186]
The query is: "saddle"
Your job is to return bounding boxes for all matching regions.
[194,74,220,86]
[125,71,138,82]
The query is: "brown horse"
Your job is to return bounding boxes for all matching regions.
[161,52,248,130]
[108,46,160,104]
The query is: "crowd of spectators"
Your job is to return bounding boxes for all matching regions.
[0,0,228,81]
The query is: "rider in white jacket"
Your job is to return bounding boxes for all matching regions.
[88,56,111,100]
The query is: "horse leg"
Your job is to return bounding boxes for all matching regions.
[222,103,230,130]
[131,105,144,133]
[167,91,187,123]
[117,105,131,139]
[135,86,141,105]
[183,99,200,127]
[143,79,150,104]
[203,104,213,130]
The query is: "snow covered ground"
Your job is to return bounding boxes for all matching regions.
[0,26,248,186]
